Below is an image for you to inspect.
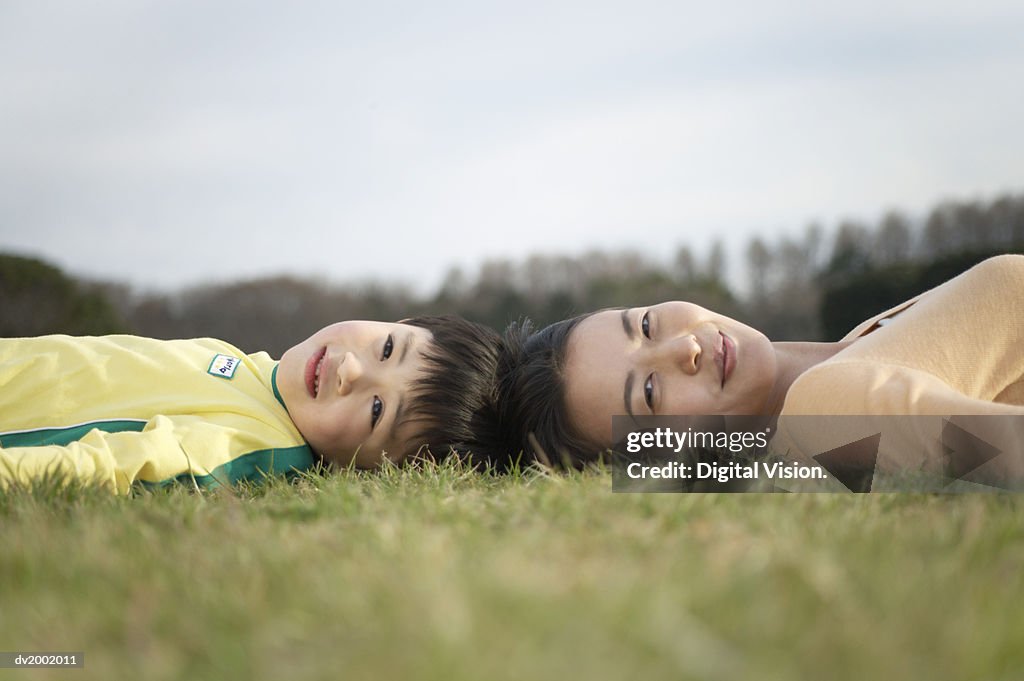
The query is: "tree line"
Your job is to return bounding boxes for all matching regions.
[3,192,1022,354]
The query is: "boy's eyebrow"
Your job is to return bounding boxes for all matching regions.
[388,332,416,444]
[399,333,414,363]
[389,395,405,444]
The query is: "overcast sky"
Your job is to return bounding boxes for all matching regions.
[2,1,1023,294]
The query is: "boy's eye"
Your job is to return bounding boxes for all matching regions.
[641,311,651,339]
[381,334,394,361]
[371,396,384,428]
[644,374,655,410]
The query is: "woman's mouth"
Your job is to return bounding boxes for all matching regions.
[305,347,327,398]
[720,332,736,388]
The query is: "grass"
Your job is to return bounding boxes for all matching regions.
[1,462,1023,681]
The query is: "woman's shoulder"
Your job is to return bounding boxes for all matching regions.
[956,254,1024,290]
[781,359,951,416]
[781,360,877,416]
[844,254,1024,340]
[887,254,1024,312]
[909,253,1024,323]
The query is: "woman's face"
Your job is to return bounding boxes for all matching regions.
[563,302,777,447]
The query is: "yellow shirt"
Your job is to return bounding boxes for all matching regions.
[0,335,314,493]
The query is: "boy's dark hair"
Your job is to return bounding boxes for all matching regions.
[493,314,602,470]
[401,315,518,471]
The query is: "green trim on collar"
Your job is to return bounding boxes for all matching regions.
[271,364,288,411]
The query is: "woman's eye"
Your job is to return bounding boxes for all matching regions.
[641,312,651,339]
[381,334,394,361]
[371,396,384,428]
[644,374,655,410]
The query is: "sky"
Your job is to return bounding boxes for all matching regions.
[2,0,1023,295]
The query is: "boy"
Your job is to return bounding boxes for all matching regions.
[0,315,501,493]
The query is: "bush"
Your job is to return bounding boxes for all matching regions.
[0,253,124,337]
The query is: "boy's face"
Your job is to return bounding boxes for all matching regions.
[277,321,434,467]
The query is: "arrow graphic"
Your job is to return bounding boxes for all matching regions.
[813,433,882,493]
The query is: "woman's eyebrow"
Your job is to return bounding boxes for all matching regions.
[620,309,636,340]
[623,371,636,419]
[620,309,637,418]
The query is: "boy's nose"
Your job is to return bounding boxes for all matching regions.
[336,352,364,396]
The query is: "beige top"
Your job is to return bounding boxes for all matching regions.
[784,254,1024,416]
[774,255,1024,489]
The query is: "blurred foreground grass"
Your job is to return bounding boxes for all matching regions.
[1,463,1023,681]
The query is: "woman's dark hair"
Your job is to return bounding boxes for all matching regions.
[495,313,767,483]
[495,313,604,469]
[400,315,516,470]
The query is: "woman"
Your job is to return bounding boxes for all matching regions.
[498,255,1024,487]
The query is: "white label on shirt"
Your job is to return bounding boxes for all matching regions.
[208,354,240,379]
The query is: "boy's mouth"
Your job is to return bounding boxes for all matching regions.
[305,346,327,398]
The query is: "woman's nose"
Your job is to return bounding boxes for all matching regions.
[336,351,364,396]
[654,334,700,375]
